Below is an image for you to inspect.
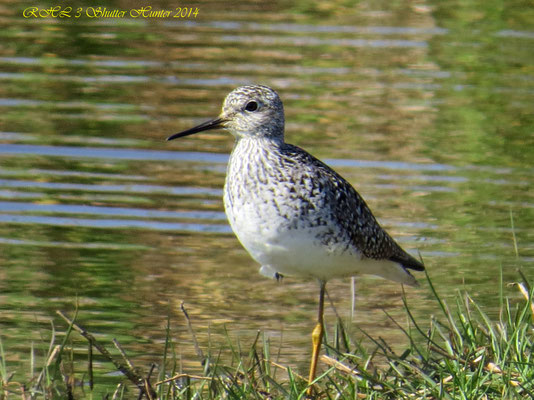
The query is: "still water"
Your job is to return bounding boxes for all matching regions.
[0,0,533,393]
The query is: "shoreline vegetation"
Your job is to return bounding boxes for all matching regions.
[1,269,533,399]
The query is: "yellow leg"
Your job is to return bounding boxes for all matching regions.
[308,321,324,384]
[307,281,326,396]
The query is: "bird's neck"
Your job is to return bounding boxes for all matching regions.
[228,136,285,179]
[233,135,284,153]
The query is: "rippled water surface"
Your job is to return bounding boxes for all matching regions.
[0,0,533,393]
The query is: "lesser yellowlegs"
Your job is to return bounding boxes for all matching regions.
[167,85,424,392]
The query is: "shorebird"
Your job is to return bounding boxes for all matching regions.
[167,85,424,393]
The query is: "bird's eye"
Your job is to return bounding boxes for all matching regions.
[244,101,258,112]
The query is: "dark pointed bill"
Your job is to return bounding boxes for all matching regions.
[167,118,226,141]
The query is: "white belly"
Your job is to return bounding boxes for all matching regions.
[235,223,360,280]
[224,198,407,283]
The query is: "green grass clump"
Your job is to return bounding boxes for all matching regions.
[326,272,534,400]
[1,272,533,399]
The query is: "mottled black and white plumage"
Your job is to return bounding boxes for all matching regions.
[168,85,424,286]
